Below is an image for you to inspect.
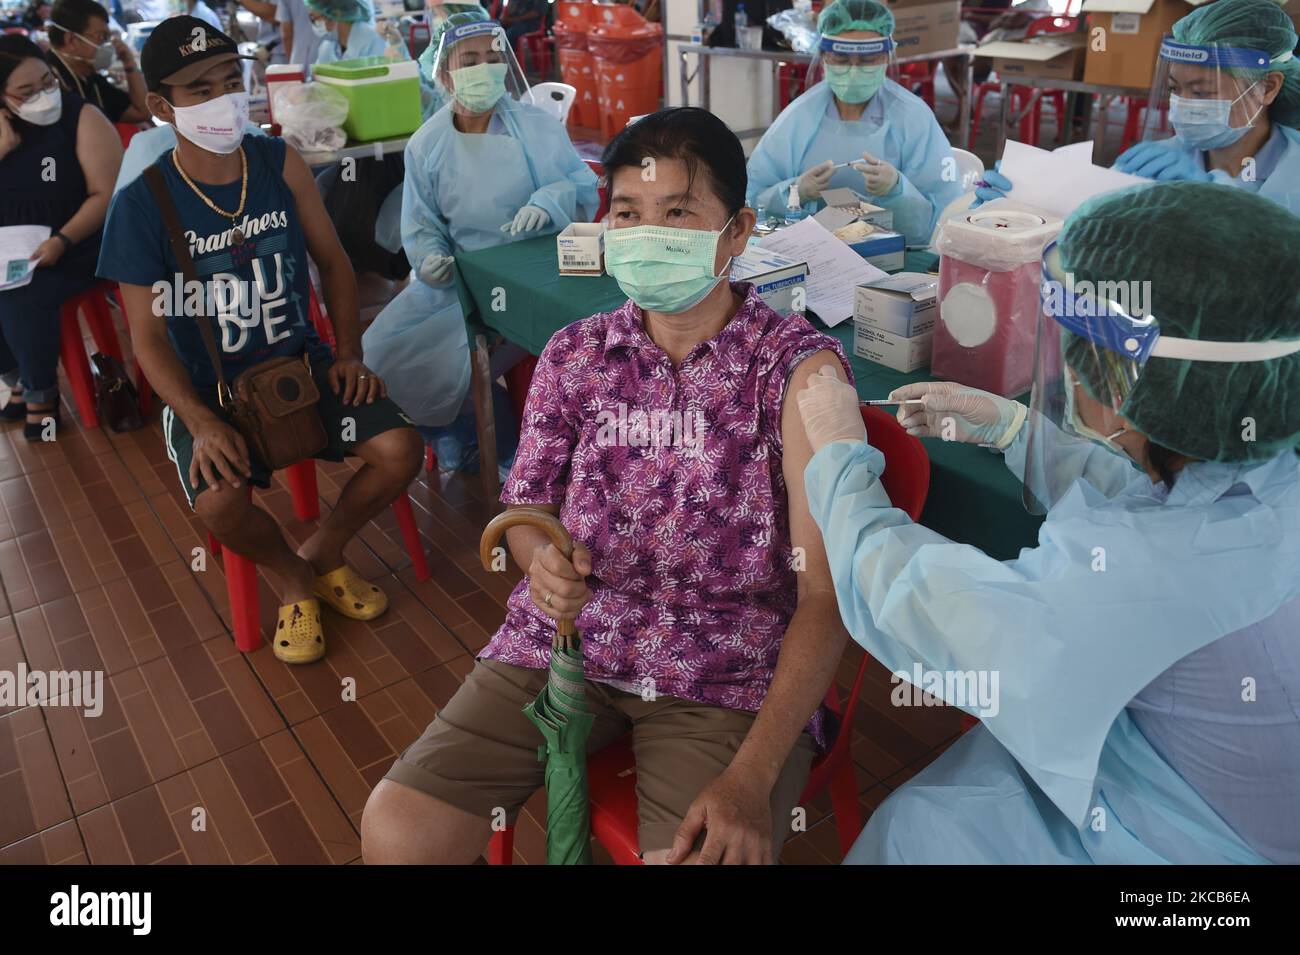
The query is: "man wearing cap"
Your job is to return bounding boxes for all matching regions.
[97,17,424,665]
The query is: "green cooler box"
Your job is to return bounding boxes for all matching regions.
[311,56,422,142]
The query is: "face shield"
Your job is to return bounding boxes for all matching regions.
[1140,38,1281,151]
[428,18,528,117]
[806,34,895,104]
[1023,241,1300,514]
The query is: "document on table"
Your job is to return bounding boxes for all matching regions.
[998,140,1147,220]
[0,225,51,292]
[758,216,887,327]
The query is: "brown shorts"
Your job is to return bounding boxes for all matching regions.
[384,659,817,855]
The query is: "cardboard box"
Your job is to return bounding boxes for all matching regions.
[886,0,962,57]
[854,324,934,372]
[819,188,894,231]
[557,223,604,275]
[1081,0,1208,91]
[854,272,938,338]
[981,33,1087,83]
[732,245,810,316]
[847,229,906,273]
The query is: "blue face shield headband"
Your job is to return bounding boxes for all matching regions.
[1158,39,1279,71]
[819,36,894,57]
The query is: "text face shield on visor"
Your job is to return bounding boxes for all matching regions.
[806,35,894,104]
[1140,39,1280,150]
[429,20,529,117]
[1023,242,1300,514]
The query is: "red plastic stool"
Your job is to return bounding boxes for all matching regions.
[58,282,153,428]
[207,458,430,653]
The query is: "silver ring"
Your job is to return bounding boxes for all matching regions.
[357,374,369,379]
[544,592,553,608]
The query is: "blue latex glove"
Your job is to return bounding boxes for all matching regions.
[972,162,1012,207]
[1113,141,1211,182]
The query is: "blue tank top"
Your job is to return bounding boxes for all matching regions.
[97,134,331,393]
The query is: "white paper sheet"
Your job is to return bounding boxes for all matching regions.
[0,226,51,292]
[759,216,887,327]
[998,140,1146,220]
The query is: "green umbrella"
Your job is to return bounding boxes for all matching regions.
[481,508,594,865]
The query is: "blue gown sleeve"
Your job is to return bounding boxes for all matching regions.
[399,129,453,265]
[746,93,818,215]
[802,438,1299,825]
[872,98,965,244]
[1001,411,1143,509]
[520,115,599,229]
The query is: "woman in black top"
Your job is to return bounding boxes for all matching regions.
[0,35,122,438]
[46,0,148,124]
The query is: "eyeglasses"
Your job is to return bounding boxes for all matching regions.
[6,72,59,101]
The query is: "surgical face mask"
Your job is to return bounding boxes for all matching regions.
[10,86,62,125]
[825,63,886,104]
[171,91,249,155]
[310,19,329,39]
[1169,86,1263,151]
[604,217,735,314]
[55,23,115,70]
[449,61,508,113]
[1064,366,1131,458]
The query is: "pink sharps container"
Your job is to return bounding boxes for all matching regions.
[932,202,1063,398]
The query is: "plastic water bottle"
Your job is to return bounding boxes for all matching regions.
[734,4,748,35]
[783,182,807,225]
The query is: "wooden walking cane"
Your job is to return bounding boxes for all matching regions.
[480,507,579,653]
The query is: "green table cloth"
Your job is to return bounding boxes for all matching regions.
[455,237,1043,559]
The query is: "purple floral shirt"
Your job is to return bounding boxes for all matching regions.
[483,283,853,749]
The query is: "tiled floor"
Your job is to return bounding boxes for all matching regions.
[0,298,964,868]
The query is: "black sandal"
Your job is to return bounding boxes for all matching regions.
[23,406,60,442]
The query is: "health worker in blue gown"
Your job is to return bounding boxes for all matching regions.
[746,0,963,245]
[794,181,1300,864]
[361,11,598,429]
[978,0,1300,215]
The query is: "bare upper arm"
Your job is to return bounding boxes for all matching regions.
[119,282,170,343]
[281,141,346,268]
[781,349,849,602]
[75,103,123,196]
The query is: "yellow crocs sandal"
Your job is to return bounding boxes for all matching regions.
[313,565,389,621]
[274,599,326,664]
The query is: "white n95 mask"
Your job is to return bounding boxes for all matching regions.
[172,92,249,155]
[12,87,62,126]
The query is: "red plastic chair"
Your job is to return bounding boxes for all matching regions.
[972,15,1078,147]
[114,121,143,149]
[896,61,936,109]
[583,158,608,222]
[777,62,809,110]
[207,283,431,653]
[487,404,932,864]
[58,281,153,429]
[516,28,554,78]
[205,461,430,652]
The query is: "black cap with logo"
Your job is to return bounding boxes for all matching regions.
[140,16,253,92]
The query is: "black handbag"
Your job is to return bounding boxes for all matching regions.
[90,352,144,433]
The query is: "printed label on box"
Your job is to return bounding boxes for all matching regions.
[1111,12,1141,34]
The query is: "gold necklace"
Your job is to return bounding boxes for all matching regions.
[172,147,249,245]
